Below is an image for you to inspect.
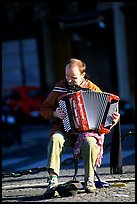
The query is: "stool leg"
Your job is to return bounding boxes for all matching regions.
[94,168,103,188]
[73,157,79,180]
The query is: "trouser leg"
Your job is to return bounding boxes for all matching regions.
[81,137,99,182]
[47,132,74,176]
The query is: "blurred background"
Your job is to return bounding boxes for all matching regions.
[2,2,135,172]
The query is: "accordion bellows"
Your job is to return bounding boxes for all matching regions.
[59,90,120,134]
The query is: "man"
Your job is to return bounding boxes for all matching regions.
[40,58,120,193]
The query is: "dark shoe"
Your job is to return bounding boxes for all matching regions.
[43,175,59,199]
[43,188,56,199]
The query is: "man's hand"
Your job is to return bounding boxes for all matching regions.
[53,107,66,119]
[111,112,120,126]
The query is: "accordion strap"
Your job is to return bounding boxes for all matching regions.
[53,87,69,93]
[53,86,90,93]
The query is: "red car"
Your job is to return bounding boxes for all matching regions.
[4,86,46,123]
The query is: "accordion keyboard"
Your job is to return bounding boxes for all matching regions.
[59,100,71,132]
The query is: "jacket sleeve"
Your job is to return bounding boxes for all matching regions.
[40,88,59,120]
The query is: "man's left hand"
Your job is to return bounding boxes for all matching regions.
[112,112,120,126]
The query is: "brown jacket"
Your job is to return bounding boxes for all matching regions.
[40,79,102,138]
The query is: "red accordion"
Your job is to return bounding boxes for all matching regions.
[59,90,120,134]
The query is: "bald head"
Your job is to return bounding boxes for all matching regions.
[65,58,86,86]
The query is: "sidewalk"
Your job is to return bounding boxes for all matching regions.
[2,165,135,202]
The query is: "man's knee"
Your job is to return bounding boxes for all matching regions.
[84,137,97,147]
[51,132,65,144]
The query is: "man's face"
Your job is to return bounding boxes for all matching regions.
[65,65,84,87]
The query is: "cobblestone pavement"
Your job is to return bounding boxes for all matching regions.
[2,165,135,202]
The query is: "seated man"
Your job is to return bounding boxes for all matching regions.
[40,58,120,193]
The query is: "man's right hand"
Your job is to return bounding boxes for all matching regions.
[53,107,66,119]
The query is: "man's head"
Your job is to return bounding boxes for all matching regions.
[65,58,86,87]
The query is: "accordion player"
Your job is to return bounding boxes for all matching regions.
[58,90,120,134]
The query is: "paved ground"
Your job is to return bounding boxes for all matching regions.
[2,123,135,202]
[2,165,135,202]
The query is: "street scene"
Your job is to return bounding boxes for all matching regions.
[2,2,135,202]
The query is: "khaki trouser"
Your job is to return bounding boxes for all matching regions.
[47,131,99,182]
